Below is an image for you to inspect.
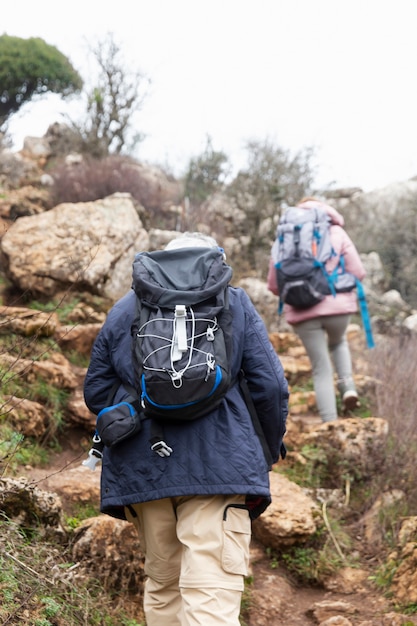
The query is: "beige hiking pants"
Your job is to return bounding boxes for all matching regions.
[125,494,251,625]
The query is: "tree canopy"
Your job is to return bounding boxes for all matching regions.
[0,34,83,129]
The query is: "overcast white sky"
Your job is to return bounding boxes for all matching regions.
[3,0,417,192]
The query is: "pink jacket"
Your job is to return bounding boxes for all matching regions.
[267,200,366,325]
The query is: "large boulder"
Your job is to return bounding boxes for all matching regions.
[1,192,149,301]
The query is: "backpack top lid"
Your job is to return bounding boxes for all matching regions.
[278,204,330,231]
[275,205,334,264]
[132,247,233,308]
[296,199,345,228]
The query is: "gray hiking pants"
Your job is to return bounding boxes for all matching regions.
[293,314,356,422]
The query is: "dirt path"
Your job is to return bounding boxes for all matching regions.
[246,541,395,626]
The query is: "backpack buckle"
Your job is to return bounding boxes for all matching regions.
[150,439,173,457]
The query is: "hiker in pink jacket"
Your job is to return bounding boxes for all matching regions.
[267,197,366,422]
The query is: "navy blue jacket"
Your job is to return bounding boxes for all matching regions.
[84,273,288,520]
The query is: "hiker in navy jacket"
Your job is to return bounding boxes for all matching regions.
[84,232,288,626]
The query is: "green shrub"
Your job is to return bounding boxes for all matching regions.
[279,518,355,585]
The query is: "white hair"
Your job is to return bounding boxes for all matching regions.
[165,231,219,251]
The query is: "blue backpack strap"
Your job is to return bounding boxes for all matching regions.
[356,278,375,349]
[326,254,351,298]
[275,259,284,315]
[315,259,337,297]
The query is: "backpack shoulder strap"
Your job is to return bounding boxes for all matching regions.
[238,370,274,468]
[355,279,375,349]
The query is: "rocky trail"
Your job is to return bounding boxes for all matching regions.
[246,544,392,626]
[15,328,416,626]
[22,417,413,626]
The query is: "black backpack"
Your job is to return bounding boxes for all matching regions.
[130,247,234,454]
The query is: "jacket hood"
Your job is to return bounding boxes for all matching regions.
[297,200,345,227]
[132,247,233,308]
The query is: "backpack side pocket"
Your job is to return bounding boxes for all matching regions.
[96,402,141,447]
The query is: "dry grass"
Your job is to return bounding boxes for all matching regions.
[368,332,417,513]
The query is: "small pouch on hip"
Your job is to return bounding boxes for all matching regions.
[96,401,141,447]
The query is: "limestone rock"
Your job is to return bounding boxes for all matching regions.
[0,185,51,218]
[323,567,369,594]
[202,192,247,235]
[252,472,319,548]
[390,516,417,605]
[301,417,389,485]
[55,322,102,355]
[0,351,78,389]
[72,515,145,594]
[2,395,51,438]
[0,149,39,188]
[33,465,101,513]
[360,490,405,547]
[0,477,62,528]
[66,387,96,429]
[0,306,59,336]
[307,600,357,623]
[1,192,149,300]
